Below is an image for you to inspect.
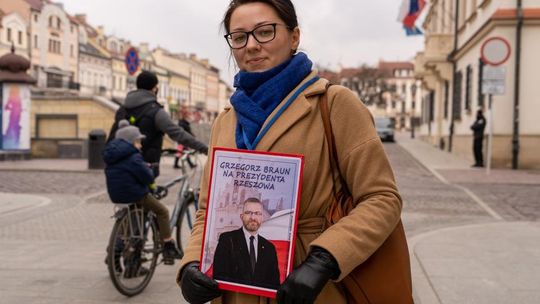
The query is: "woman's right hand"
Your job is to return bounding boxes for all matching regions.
[180,262,221,304]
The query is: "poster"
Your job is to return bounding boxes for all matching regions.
[200,148,304,298]
[1,84,31,150]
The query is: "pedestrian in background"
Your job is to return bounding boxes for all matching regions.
[176,0,410,303]
[107,70,208,178]
[471,109,486,167]
[174,107,194,169]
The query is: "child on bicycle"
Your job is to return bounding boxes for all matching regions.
[103,119,183,264]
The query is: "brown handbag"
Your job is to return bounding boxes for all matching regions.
[319,84,413,304]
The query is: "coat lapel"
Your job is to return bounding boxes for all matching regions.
[255,72,328,151]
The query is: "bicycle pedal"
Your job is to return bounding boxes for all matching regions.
[163,258,175,265]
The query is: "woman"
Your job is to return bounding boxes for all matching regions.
[177,1,404,303]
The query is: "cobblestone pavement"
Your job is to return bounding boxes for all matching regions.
[1,145,536,303]
[382,143,495,237]
[0,157,197,304]
[437,169,540,221]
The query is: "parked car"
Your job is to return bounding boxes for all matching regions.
[374,117,395,142]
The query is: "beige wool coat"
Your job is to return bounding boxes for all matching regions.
[177,70,403,304]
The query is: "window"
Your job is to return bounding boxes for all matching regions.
[477,58,485,108]
[18,31,23,45]
[70,44,74,57]
[34,14,38,22]
[444,80,449,119]
[57,18,61,29]
[429,91,435,122]
[7,28,12,42]
[70,25,74,33]
[34,35,38,48]
[465,65,472,111]
[49,16,53,27]
[48,39,61,54]
[452,71,463,120]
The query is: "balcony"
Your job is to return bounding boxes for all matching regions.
[414,52,427,77]
[424,34,454,63]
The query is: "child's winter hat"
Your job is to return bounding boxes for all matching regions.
[115,119,145,143]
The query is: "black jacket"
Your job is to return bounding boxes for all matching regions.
[471,115,486,140]
[102,139,154,204]
[107,90,208,165]
[213,228,280,290]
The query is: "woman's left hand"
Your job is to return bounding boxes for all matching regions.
[276,247,340,304]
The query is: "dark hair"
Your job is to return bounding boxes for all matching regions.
[136,70,158,90]
[222,0,298,34]
[243,197,262,205]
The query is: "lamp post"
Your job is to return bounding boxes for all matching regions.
[410,84,417,138]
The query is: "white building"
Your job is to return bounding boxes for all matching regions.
[77,18,112,98]
[28,1,79,91]
[415,0,540,169]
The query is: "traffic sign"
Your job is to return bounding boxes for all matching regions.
[125,47,140,76]
[481,37,511,66]
[482,66,506,95]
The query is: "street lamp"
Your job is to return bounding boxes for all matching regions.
[410,84,417,138]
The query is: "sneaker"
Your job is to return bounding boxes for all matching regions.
[162,241,183,264]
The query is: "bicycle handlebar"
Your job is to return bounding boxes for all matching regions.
[161,149,197,156]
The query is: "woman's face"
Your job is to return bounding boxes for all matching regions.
[229,2,300,72]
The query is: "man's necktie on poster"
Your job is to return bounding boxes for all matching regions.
[250,236,256,274]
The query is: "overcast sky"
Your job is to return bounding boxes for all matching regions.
[60,0,425,85]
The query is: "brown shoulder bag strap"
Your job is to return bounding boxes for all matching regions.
[319,83,351,197]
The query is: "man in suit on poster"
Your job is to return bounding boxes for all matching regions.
[213,197,280,290]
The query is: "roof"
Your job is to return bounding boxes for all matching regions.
[377,61,414,78]
[79,43,109,60]
[318,69,339,83]
[378,61,414,76]
[25,0,44,11]
[339,68,364,79]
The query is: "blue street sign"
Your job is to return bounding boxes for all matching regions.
[125,47,139,76]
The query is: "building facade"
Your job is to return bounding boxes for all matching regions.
[76,17,112,99]
[28,1,79,92]
[104,34,130,103]
[415,0,540,169]
[380,62,423,130]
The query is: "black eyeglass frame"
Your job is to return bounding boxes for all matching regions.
[224,23,291,49]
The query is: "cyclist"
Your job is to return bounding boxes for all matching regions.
[107,70,208,178]
[103,120,183,275]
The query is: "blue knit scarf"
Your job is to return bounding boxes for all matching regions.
[230,52,313,150]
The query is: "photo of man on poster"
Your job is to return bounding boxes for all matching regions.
[212,197,280,290]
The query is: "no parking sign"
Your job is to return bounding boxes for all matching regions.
[125,47,140,76]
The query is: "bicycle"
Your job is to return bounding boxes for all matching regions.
[106,149,202,296]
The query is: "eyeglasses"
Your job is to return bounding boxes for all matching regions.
[224,23,290,49]
[243,211,263,216]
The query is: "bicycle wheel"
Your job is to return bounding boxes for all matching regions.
[107,209,160,297]
[175,196,197,255]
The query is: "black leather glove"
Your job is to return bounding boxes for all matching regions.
[199,146,209,155]
[277,247,341,304]
[180,262,221,304]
